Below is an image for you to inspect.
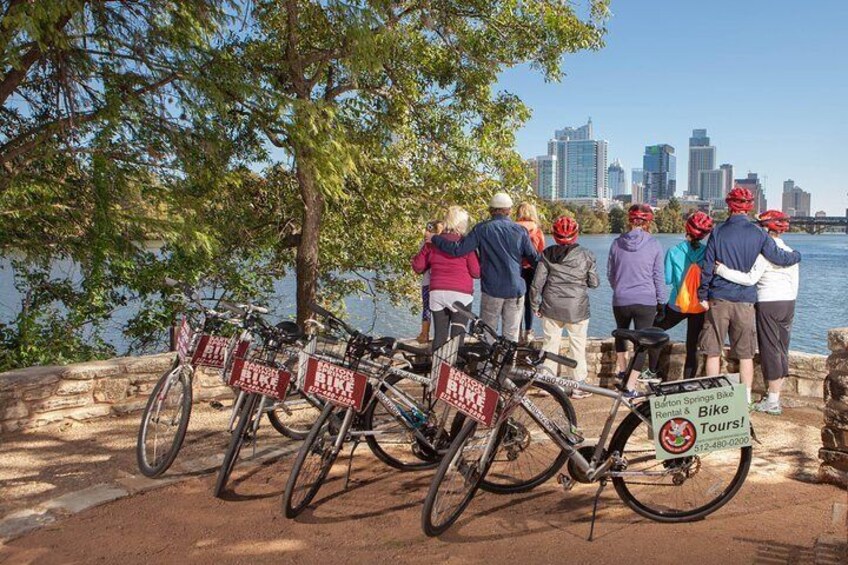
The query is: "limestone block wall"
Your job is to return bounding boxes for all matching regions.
[0,354,231,433]
[819,327,848,487]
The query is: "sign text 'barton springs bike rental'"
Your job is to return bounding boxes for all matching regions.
[228,359,291,401]
[650,383,751,460]
[434,362,500,427]
[302,357,368,411]
[191,335,231,368]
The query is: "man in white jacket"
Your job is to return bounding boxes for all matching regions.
[716,210,798,415]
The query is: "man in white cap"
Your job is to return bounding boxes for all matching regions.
[430,192,540,342]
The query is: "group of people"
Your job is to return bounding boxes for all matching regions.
[411,187,801,414]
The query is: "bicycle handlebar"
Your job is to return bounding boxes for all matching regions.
[308,302,358,336]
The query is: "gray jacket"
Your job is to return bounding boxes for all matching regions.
[530,244,600,324]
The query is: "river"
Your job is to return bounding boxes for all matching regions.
[1,233,845,355]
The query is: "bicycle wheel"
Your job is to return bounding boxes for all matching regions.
[136,363,193,478]
[282,404,349,518]
[609,404,752,522]
[363,375,446,471]
[421,419,502,537]
[266,388,324,440]
[213,393,260,497]
[478,378,575,494]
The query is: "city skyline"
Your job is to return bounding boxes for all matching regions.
[497,0,847,215]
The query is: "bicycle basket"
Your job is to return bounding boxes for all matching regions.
[650,374,737,397]
[430,334,463,387]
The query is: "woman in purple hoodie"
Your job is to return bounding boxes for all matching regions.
[607,204,666,396]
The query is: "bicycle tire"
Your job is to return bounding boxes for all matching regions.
[282,403,347,518]
[213,393,260,497]
[421,419,502,537]
[479,378,576,494]
[266,389,324,440]
[136,363,193,478]
[609,403,752,523]
[363,374,443,471]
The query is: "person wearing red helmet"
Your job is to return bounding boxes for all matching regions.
[698,187,802,406]
[650,211,715,381]
[607,204,666,397]
[715,210,799,415]
[529,216,599,397]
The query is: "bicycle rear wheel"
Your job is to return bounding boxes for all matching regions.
[267,389,324,440]
[213,393,260,497]
[609,404,752,522]
[282,404,349,518]
[479,378,575,494]
[136,364,193,478]
[421,419,502,537]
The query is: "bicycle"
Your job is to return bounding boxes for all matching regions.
[421,302,752,537]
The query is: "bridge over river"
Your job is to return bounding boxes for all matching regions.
[791,210,848,234]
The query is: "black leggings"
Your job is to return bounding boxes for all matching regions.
[432,307,470,351]
[521,267,535,332]
[613,304,660,373]
[653,306,705,380]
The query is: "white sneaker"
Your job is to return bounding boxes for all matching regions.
[637,369,661,385]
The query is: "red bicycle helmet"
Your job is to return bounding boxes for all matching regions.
[757,209,790,233]
[628,204,654,226]
[685,211,714,240]
[726,186,755,213]
[552,216,579,244]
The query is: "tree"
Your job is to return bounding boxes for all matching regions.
[609,206,626,233]
[202,0,609,323]
[654,197,685,233]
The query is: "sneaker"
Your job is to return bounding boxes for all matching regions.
[752,398,782,416]
[637,369,661,385]
[615,371,626,382]
[524,330,535,344]
[621,389,643,401]
[571,389,593,400]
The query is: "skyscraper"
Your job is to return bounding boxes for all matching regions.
[608,159,627,197]
[781,179,812,217]
[542,119,608,200]
[643,144,676,205]
[735,173,767,214]
[533,155,557,200]
[631,168,644,203]
[688,129,716,198]
[719,163,734,207]
[699,169,726,209]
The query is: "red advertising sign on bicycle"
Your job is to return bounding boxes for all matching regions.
[228,359,291,401]
[191,335,231,368]
[435,362,499,427]
[175,317,193,363]
[302,356,368,411]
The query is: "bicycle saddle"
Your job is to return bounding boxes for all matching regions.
[274,321,304,341]
[612,327,670,349]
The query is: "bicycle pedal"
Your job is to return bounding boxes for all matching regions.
[557,472,576,491]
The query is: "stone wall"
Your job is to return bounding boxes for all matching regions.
[0,354,231,433]
[819,327,848,487]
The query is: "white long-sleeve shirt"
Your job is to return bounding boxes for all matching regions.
[715,237,799,302]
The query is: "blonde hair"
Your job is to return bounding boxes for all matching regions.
[516,202,540,224]
[444,206,470,235]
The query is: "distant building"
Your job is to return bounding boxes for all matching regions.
[614,194,633,206]
[643,144,676,205]
[688,129,716,198]
[663,196,710,215]
[533,155,557,200]
[560,197,616,211]
[718,163,734,208]
[735,173,767,215]
[631,168,644,203]
[608,159,627,197]
[781,179,812,217]
[543,119,608,200]
[699,169,727,210]
[554,118,593,141]
[815,210,827,218]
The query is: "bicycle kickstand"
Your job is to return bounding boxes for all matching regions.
[343,439,361,490]
[587,479,607,542]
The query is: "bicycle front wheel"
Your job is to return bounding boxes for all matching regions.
[282,404,349,518]
[267,389,324,440]
[479,378,575,494]
[136,363,193,478]
[213,393,260,497]
[609,405,752,522]
[421,419,502,537]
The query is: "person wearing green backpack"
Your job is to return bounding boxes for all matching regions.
[651,211,714,380]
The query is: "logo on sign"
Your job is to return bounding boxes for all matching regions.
[302,357,368,411]
[191,335,231,368]
[659,418,697,455]
[434,362,499,427]
[228,359,291,400]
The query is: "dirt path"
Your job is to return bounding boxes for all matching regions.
[0,401,846,564]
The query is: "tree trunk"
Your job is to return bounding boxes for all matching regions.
[294,147,324,326]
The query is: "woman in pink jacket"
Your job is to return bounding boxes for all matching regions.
[412,206,481,350]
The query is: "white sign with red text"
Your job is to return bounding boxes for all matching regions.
[228,359,291,400]
[435,362,499,427]
[302,356,368,411]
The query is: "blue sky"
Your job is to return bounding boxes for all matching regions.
[497,0,848,215]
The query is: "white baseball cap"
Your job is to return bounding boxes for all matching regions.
[489,192,513,209]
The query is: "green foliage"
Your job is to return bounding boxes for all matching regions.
[609,206,627,233]
[654,198,686,233]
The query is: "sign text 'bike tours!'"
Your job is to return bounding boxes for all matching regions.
[435,362,499,427]
[650,382,750,460]
[303,357,368,411]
